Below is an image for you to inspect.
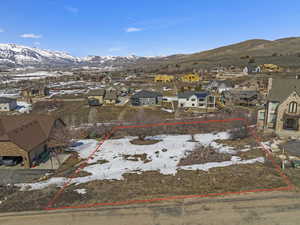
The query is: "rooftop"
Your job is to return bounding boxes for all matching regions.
[0,97,16,104]
[268,78,300,103]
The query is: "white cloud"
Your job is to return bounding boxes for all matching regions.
[20,33,42,39]
[125,27,142,32]
[65,6,79,13]
[0,28,5,33]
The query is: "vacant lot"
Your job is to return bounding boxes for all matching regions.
[0,129,288,212]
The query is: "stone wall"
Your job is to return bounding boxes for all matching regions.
[276,91,300,137]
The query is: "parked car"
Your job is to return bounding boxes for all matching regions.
[0,156,22,166]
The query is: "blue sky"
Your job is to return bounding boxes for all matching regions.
[0,0,299,56]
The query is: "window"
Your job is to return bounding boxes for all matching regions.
[288,101,297,113]
[258,111,265,120]
[191,98,196,101]
[269,113,276,123]
[284,118,298,130]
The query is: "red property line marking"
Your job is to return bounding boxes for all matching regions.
[250,129,294,189]
[45,117,294,211]
[45,132,113,209]
[45,186,293,211]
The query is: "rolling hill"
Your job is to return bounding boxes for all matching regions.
[128,37,300,73]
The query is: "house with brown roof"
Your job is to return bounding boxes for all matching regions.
[257,78,300,137]
[0,115,65,168]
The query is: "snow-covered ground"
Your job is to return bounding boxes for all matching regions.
[1,71,74,83]
[17,132,264,191]
[74,189,87,194]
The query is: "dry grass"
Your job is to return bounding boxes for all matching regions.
[178,146,231,166]
[130,138,161,145]
[55,162,286,208]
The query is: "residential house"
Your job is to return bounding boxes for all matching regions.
[131,90,163,106]
[257,78,300,137]
[87,89,105,105]
[154,75,174,83]
[21,86,50,98]
[261,64,282,73]
[222,89,259,106]
[243,64,262,75]
[178,91,215,109]
[206,80,234,93]
[216,71,245,79]
[104,92,118,105]
[0,97,17,112]
[181,74,201,83]
[0,115,66,168]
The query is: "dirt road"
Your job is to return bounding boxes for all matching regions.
[1,191,300,225]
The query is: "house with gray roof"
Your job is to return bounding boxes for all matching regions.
[257,78,300,137]
[178,91,215,109]
[0,97,17,112]
[130,90,163,106]
[221,89,259,106]
[243,64,261,75]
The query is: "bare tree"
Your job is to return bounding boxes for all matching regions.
[48,126,72,149]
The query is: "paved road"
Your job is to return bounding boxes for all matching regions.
[1,191,300,225]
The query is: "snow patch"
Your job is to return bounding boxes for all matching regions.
[17,132,265,190]
[74,189,87,194]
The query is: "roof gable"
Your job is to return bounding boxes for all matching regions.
[133,90,162,98]
[268,78,300,103]
[0,115,64,152]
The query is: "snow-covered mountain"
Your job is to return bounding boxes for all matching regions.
[0,44,144,69]
[0,44,80,68]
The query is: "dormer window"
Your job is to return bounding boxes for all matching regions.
[288,101,297,113]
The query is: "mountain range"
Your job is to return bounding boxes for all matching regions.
[0,44,147,69]
[1,37,300,71]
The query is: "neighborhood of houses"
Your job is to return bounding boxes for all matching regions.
[0,61,300,212]
[0,61,299,170]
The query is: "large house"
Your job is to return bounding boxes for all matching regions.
[178,91,215,109]
[154,75,174,83]
[243,65,261,75]
[0,97,17,112]
[104,92,118,105]
[257,78,300,137]
[206,80,234,93]
[181,74,201,83]
[0,115,66,168]
[21,86,50,98]
[131,90,163,106]
[87,89,106,104]
[222,89,259,106]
